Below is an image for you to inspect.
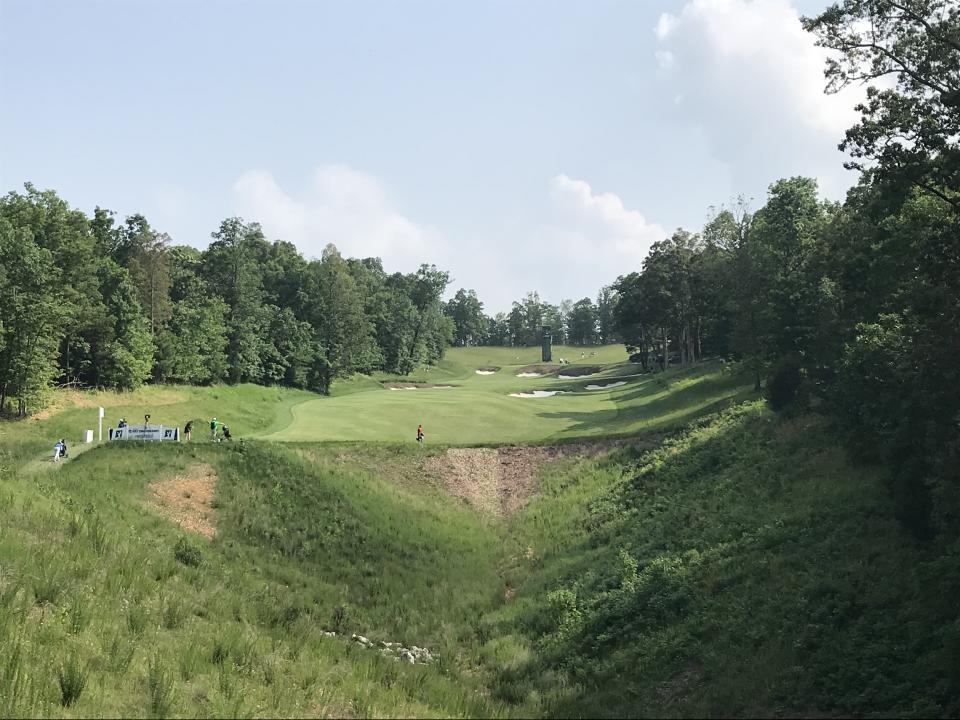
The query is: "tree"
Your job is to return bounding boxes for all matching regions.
[542,302,566,345]
[613,272,652,370]
[803,0,960,212]
[0,219,65,414]
[445,288,487,346]
[567,298,599,345]
[304,245,378,392]
[486,313,510,346]
[159,295,229,384]
[596,286,620,344]
[95,261,154,390]
[405,264,452,365]
[202,218,268,383]
[0,184,100,386]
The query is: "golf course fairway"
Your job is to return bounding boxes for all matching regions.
[266,345,752,443]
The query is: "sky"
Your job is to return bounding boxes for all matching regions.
[0,0,865,313]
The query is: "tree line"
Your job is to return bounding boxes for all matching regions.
[0,197,456,411]
[445,288,619,348]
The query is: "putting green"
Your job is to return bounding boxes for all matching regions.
[265,345,753,444]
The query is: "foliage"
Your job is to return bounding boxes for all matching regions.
[173,537,202,567]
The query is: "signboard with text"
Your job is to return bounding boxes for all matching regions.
[109,424,179,442]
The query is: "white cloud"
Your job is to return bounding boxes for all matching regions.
[546,174,664,268]
[232,165,440,268]
[469,175,666,309]
[654,0,864,198]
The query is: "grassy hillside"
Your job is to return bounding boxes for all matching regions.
[484,403,960,717]
[0,440,510,717]
[1,350,956,717]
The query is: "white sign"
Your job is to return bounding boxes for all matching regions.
[98,406,104,419]
[110,424,179,442]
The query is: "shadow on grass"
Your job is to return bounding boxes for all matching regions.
[536,367,757,438]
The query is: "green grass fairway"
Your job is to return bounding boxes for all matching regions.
[267,345,753,444]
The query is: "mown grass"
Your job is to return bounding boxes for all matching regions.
[269,349,751,444]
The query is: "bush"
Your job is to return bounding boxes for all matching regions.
[147,655,175,718]
[173,537,202,567]
[58,656,88,707]
[766,354,804,411]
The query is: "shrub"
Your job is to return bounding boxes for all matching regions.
[127,601,150,636]
[58,656,88,707]
[87,515,109,556]
[67,595,90,634]
[147,655,175,718]
[332,604,348,632]
[104,632,135,674]
[161,596,184,630]
[173,537,202,568]
[765,354,804,411]
[178,642,203,681]
[32,566,63,606]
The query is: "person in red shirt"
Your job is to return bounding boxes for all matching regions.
[416,424,424,444]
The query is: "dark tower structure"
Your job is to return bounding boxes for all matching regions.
[541,326,552,362]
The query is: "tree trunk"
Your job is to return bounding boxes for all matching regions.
[660,327,667,371]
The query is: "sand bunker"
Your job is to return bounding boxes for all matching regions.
[476,366,500,375]
[510,390,567,398]
[148,463,217,538]
[584,381,627,390]
[556,365,602,379]
[385,383,455,390]
[515,363,560,377]
[476,370,496,375]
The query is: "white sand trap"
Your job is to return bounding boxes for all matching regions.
[509,390,567,398]
[516,372,543,378]
[389,385,455,391]
[584,381,627,391]
[476,370,496,375]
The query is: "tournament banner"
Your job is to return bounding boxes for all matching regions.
[109,424,179,442]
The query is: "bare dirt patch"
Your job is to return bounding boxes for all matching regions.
[148,463,218,538]
[426,448,502,515]
[425,436,662,516]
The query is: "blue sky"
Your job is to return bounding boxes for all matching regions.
[0,0,862,312]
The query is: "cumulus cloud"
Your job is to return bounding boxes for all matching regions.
[654,0,864,198]
[546,174,664,267]
[232,165,440,267]
[472,175,667,309]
